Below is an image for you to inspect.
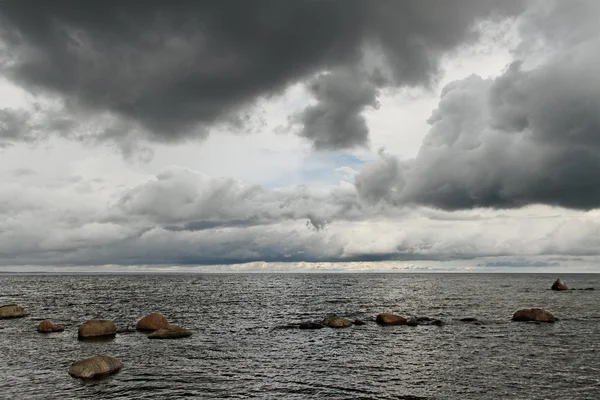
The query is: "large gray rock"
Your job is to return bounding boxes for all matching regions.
[0,304,26,319]
[68,355,123,379]
[148,324,192,339]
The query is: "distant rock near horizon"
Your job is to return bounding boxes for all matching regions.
[551,279,568,291]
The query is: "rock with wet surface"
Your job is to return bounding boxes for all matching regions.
[322,316,353,328]
[512,308,555,323]
[68,355,123,379]
[299,321,325,329]
[376,313,407,326]
[37,319,65,333]
[551,279,568,291]
[148,324,193,339]
[78,320,117,339]
[0,304,26,319]
[136,313,169,331]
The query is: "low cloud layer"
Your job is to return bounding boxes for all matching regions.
[3,165,600,267]
[357,0,600,210]
[0,0,522,149]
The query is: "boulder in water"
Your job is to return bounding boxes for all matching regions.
[0,304,26,319]
[68,355,123,379]
[512,308,555,323]
[299,321,325,330]
[322,316,353,328]
[136,313,169,331]
[148,324,192,339]
[37,319,65,333]
[551,279,568,291]
[375,313,407,326]
[78,320,117,339]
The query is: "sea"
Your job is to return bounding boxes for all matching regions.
[0,273,599,399]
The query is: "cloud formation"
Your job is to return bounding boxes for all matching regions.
[0,0,522,149]
[357,0,600,210]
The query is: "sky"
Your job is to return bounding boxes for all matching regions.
[1,0,600,272]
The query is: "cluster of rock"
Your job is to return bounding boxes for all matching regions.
[1,278,591,379]
[0,306,192,379]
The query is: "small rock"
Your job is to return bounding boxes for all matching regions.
[78,320,117,339]
[551,279,568,291]
[299,322,325,330]
[322,316,353,328]
[416,317,432,322]
[37,319,65,333]
[68,355,123,379]
[136,313,169,332]
[148,324,192,339]
[431,319,445,326]
[406,318,418,327]
[0,304,26,319]
[459,317,479,322]
[512,308,555,323]
[375,313,407,326]
[353,319,366,326]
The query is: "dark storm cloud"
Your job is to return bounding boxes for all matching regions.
[356,0,600,211]
[0,0,523,148]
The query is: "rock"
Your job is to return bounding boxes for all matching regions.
[322,316,353,328]
[68,355,123,379]
[353,319,366,326]
[136,313,169,331]
[459,317,479,322]
[551,279,568,291]
[431,319,445,326]
[406,318,418,326]
[37,319,65,333]
[416,317,432,322]
[0,304,26,319]
[299,322,325,330]
[148,324,192,339]
[512,308,555,323]
[78,320,117,339]
[376,313,407,325]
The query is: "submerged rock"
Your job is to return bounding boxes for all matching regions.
[353,319,366,326]
[512,308,555,323]
[299,322,325,330]
[551,279,568,291]
[136,313,169,331]
[406,318,418,326]
[78,320,117,339]
[148,324,192,339]
[68,355,123,379]
[322,316,353,328]
[37,319,65,333]
[431,319,445,326]
[0,304,26,319]
[376,313,407,326]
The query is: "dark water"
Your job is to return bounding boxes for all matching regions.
[1,273,599,400]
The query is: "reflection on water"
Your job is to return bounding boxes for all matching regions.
[1,273,599,399]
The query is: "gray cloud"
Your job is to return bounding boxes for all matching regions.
[0,0,523,149]
[294,69,379,150]
[356,0,600,210]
